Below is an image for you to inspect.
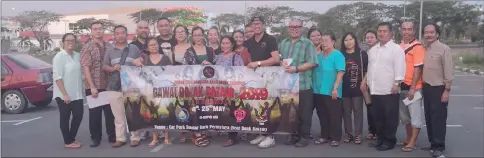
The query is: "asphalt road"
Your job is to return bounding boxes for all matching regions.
[1,70,483,157]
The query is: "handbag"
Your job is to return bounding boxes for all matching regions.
[108,45,131,91]
[359,50,372,104]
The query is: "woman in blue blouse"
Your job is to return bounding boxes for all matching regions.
[313,32,346,147]
[52,33,85,148]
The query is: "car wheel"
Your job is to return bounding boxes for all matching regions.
[33,99,52,107]
[1,90,27,114]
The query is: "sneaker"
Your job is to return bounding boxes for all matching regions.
[250,135,267,145]
[258,136,276,148]
[140,131,148,140]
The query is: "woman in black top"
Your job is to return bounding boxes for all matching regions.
[184,26,215,65]
[340,32,368,145]
[131,37,172,147]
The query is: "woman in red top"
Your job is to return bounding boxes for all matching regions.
[232,30,251,66]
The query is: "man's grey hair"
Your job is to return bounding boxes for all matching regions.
[401,18,417,29]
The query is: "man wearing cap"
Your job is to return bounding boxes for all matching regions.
[244,16,281,149]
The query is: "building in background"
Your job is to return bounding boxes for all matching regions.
[47,6,152,49]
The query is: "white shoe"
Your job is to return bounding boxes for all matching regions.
[250,135,267,145]
[258,136,276,148]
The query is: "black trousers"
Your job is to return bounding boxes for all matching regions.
[422,83,448,151]
[86,89,115,142]
[228,132,237,141]
[366,105,377,134]
[295,89,314,139]
[314,94,343,141]
[371,94,399,147]
[56,97,84,145]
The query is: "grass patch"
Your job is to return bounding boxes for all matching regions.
[454,53,484,71]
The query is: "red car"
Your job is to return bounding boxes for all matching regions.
[1,53,53,114]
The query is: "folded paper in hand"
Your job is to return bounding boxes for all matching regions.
[283,58,293,66]
[86,91,110,109]
[402,91,422,106]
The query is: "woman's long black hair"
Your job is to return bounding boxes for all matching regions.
[340,32,360,53]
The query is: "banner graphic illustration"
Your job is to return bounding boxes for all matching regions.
[121,65,300,134]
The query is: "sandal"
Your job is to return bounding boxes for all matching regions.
[343,134,354,143]
[148,140,159,148]
[222,139,238,147]
[314,138,329,145]
[179,137,187,143]
[401,146,417,152]
[164,139,172,145]
[354,135,362,144]
[64,143,81,149]
[366,133,374,140]
[193,134,210,147]
[330,141,340,147]
[73,141,82,146]
[396,141,408,146]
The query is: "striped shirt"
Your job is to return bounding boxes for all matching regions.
[279,36,319,90]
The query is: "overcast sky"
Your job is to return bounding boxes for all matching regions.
[1,1,409,16]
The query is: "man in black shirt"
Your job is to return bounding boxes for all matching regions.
[156,17,177,55]
[130,21,150,54]
[244,16,280,149]
[244,16,280,68]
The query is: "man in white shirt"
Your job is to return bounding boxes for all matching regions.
[363,22,406,151]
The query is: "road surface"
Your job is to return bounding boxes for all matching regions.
[2,71,483,157]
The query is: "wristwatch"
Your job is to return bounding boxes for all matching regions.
[445,88,451,91]
[257,61,262,67]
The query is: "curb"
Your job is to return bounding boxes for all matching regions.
[454,66,484,76]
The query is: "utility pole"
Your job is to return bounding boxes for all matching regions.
[418,0,424,40]
[244,0,247,25]
[403,0,406,17]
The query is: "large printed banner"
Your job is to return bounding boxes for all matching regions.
[120,65,300,134]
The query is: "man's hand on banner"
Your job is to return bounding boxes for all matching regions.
[201,60,212,65]
[247,62,259,69]
[132,57,144,67]
[113,64,121,71]
[284,66,297,74]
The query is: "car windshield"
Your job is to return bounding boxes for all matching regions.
[6,54,52,69]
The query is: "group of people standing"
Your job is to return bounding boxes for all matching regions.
[52,15,452,158]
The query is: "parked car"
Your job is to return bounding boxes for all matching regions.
[1,53,53,114]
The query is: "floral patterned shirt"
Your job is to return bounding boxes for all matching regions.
[214,53,244,66]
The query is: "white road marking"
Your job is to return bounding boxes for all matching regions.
[424,125,462,127]
[150,137,176,152]
[450,94,484,97]
[474,107,484,110]
[13,117,42,125]
[1,120,23,123]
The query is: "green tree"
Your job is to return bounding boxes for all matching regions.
[246,6,296,28]
[391,1,483,40]
[128,8,163,35]
[14,10,63,50]
[211,13,246,33]
[71,18,116,34]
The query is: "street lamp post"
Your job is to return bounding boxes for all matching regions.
[418,0,424,40]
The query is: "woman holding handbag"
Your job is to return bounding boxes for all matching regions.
[340,32,369,145]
